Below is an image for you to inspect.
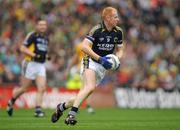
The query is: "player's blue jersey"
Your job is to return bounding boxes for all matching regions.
[86,22,123,57]
[23,31,49,63]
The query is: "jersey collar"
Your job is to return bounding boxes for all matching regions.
[36,31,47,37]
[101,21,108,32]
[101,21,116,32]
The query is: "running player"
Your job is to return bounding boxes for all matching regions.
[51,6,124,125]
[7,19,49,117]
[64,42,95,114]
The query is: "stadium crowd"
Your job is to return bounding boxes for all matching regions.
[0,0,179,91]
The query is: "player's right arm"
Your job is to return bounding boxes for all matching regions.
[81,38,112,70]
[20,32,36,58]
[81,24,101,61]
[20,45,36,57]
[81,39,100,61]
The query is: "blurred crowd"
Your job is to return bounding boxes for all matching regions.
[0,0,179,91]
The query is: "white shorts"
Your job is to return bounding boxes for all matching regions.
[80,57,106,86]
[21,60,46,80]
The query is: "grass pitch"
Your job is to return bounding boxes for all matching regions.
[0,108,180,130]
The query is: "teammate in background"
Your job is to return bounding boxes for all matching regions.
[51,6,124,125]
[7,19,49,117]
[64,42,95,114]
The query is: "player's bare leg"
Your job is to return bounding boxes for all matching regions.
[65,69,96,125]
[7,77,32,116]
[51,97,75,123]
[34,76,46,117]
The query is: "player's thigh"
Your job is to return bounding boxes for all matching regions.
[15,76,32,93]
[35,63,47,91]
[35,76,47,91]
[22,60,37,80]
[82,69,96,90]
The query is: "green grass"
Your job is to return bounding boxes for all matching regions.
[0,108,180,130]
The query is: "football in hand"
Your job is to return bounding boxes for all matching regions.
[106,54,120,71]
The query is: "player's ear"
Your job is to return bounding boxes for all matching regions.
[106,15,111,22]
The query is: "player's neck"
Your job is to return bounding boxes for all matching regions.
[104,21,113,31]
[37,31,46,36]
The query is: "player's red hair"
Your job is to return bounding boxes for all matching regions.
[102,7,117,20]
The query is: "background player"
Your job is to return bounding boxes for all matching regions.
[51,6,124,125]
[7,19,49,117]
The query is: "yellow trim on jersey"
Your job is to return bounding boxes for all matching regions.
[115,26,124,40]
[115,26,123,32]
[101,29,105,32]
[83,56,89,70]
[25,43,35,61]
[113,29,117,32]
[89,24,101,36]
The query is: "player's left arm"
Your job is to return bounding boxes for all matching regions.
[114,44,124,70]
[116,45,124,60]
[115,26,124,60]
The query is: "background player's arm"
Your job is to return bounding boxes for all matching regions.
[66,54,78,72]
[20,45,36,58]
[21,32,36,58]
[64,54,79,79]
[81,39,100,61]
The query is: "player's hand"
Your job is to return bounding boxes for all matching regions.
[98,56,112,70]
[46,55,51,60]
[34,54,41,59]
[33,54,45,62]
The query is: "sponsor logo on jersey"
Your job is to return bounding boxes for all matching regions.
[97,43,114,51]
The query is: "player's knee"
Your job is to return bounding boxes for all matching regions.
[21,87,28,93]
[86,86,95,93]
[41,87,46,93]
[38,86,46,93]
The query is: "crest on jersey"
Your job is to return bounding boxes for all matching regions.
[114,37,118,42]
[99,37,104,42]
[89,24,101,36]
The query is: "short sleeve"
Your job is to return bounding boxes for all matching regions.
[23,32,35,46]
[85,24,101,44]
[116,26,124,47]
